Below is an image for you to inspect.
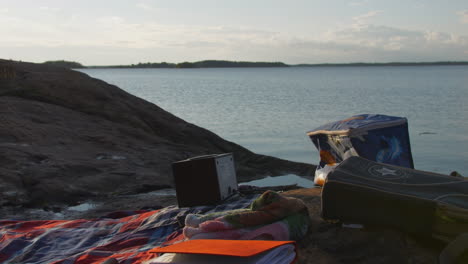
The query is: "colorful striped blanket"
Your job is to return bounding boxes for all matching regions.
[0,194,258,264]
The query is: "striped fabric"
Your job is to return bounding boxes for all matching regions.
[0,194,259,264]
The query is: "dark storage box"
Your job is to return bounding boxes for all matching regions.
[172,153,238,207]
[322,156,468,239]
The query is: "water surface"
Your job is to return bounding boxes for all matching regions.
[79,66,468,175]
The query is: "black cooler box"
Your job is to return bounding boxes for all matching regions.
[322,156,468,241]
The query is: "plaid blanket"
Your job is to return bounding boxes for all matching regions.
[0,194,258,264]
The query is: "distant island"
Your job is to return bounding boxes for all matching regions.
[293,61,468,67]
[42,60,468,69]
[85,60,288,69]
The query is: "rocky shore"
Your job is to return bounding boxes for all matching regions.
[0,59,315,218]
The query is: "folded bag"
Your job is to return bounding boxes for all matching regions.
[321,156,468,241]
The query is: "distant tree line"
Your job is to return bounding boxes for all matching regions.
[41,60,468,69]
[293,61,468,67]
[175,60,288,68]
[89,62,177,68]
[87,60,288,69]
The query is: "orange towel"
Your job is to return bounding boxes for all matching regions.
[150,239,295,257]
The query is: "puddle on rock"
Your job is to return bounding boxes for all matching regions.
[240,174,314,188]
[67,203,98,212]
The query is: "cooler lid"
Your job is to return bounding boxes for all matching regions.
[307,114,407,136]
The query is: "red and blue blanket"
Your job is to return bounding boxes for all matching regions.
[0,195,258,264]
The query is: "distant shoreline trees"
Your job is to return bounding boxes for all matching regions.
[293,61,468,67]
[176,60,288,68]
[86,60,289,69]
[42,60,468,69]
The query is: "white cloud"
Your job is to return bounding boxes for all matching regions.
[424,31,460,44]
[353,10,382,20]
[0,8,8,13]
[0,12,278,52]
[352,10,382,29]
[97,16,126,26]
[1,10,467,64]
[457,10,468,24]
[295,24,468,62]
[136,3,154,11]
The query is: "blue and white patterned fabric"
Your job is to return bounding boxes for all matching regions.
[307,114,414,170]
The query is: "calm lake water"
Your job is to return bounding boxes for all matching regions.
[78,66,468,177]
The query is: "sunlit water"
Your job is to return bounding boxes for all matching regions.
[79,66,468,176]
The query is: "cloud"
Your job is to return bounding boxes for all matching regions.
[97,16,126,26]
[352,10,382,29]
[0,8,8,13]
[457,10,468,24]
[424,31,461,44]
[136,2,154,11]
[353,10,382,20]
[1,10,467,64]
[286,24,468,62]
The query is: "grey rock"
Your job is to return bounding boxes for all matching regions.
[0,59,315,216]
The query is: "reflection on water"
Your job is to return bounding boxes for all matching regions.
[241,174,314,188]
[68,203,97,212]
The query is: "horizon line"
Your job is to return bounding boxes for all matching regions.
[83,60,468,68]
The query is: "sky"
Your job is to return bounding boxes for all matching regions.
[1,0,467,65]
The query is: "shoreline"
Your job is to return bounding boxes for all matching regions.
[38,59,468,69]
[87,61,468,69]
